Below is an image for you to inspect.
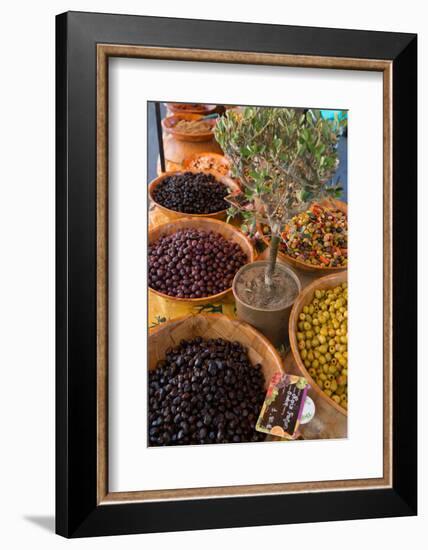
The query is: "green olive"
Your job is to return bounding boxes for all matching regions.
[297,282,348,403]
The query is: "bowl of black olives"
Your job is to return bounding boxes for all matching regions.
[148,313,284,446]
[149,170,240,222]
[148,217,254,304]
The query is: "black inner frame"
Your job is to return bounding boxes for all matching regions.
[56,11,417,538]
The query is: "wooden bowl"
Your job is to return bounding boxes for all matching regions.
[148,217,255,305]
[183,152,231,177]
[148,169,240,222]
[259,199,348,274]
[289,271,348,416]
[165,103,217,116]
[162,114,217,142]
[149,314,284,389]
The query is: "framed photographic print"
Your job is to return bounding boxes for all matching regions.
[56,11,417,538]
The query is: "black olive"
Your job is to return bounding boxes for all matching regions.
[148,337,266,447]
[153,172,229,215]
[148,228,247,299]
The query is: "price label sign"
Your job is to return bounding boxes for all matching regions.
[256,373,309,440]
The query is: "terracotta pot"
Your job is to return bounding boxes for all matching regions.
[161,125,223,174]
[232,260,301,347]
[148,170,240,222]
[162,114,217,142]
[149,217,255,306]
[164,103,217,116]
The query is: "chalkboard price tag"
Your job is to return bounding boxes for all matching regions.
[256,372,309,440]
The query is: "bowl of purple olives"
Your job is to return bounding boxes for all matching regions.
[148,313,284,446]
[148,170,240,222]
[148,217,255,304]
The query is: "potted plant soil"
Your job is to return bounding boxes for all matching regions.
[214,107,346,346]
[233,260,301,346]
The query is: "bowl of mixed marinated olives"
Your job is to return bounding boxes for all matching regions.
[148,314,284,446]
[260,200,348,274]
[289,271,348,415]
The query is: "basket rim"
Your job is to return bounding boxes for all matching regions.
[148,312,284,375]
[165,103,217,115]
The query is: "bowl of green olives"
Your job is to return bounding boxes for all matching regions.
[289,271,348,416]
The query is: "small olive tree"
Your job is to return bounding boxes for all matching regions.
[214,107,345,285]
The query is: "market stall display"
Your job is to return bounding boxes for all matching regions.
[148,103,349,441]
